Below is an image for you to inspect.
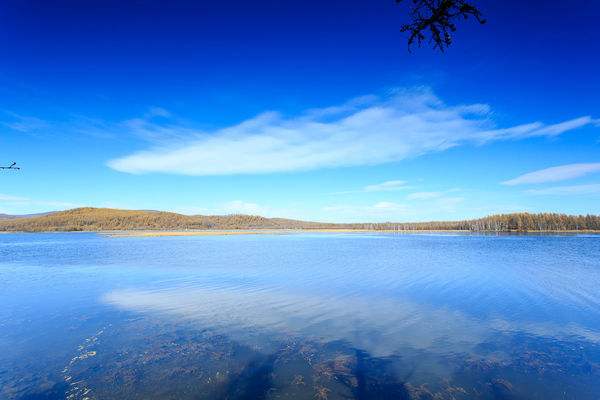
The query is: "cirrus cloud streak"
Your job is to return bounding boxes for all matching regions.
[107,89,595,176]
[503,163,600,185]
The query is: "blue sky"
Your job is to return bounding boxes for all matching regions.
[1,0,599,222]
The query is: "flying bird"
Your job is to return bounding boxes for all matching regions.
[0,162,20,170]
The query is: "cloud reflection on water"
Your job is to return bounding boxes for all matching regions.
[102,283,600,360]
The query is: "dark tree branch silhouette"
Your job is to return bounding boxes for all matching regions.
[0,162,20,170]
[396,0,486,51]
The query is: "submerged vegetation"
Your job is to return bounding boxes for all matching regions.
[9,315,600,400]
[0,207,598,232]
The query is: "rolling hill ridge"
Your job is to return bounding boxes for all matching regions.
[0,207,599,232]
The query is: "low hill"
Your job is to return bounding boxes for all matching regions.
[0,207,333,232]
[0,207,598,232]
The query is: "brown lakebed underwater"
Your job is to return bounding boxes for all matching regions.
[1,232,600,399]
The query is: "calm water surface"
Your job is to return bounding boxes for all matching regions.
[1,232,600,399]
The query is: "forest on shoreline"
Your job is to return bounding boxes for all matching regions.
[0,207,599,233]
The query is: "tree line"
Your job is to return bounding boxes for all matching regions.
[360,213,600,232]
[0,208,598,232]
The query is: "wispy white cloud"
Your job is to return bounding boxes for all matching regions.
[0,193,29,202]
[220,200,266,215]
[329,179,409,195]
[525,183,600,196]
[503,163,600,185]
[323,201,409,219]
[371,201,409,212]
[403,190,463,214]
[107,88,596,176]
[322,190,466,222]
[145,107,172,119]
[406,191,443,200]
[1,111,49,133]
[363,180,408,192]
[433,196,464,211]
[302,95,378,119]
[119,116,196,144]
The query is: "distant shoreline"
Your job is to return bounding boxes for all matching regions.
[107,229,600,238]
[2,229,599,237]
